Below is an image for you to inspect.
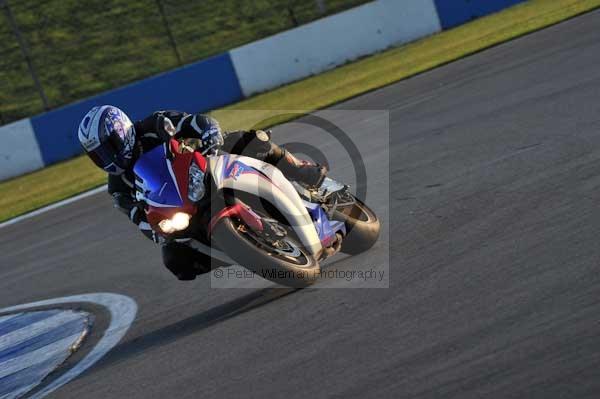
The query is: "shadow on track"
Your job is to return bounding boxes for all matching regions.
[76,256,352,379]
[90,287,298,373]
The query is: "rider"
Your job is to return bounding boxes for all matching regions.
[77,105,327,281]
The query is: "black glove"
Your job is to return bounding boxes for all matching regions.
[112,193,145,223]
[128,201,146,225]
[139,224,163,244]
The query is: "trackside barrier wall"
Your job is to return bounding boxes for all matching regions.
[229,0,441,97]
[30,53,242,166]
[0,0,528,181]
[0,119,45,180]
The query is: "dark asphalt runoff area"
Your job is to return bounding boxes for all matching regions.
[1,9,600,399]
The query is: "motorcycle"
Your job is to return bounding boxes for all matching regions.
[133,138,380,287]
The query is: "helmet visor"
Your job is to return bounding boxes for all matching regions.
[87,141,125,175]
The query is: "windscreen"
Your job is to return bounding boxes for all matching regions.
[133,144,183,207]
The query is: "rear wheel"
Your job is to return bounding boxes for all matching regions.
[211,217,320,287]
[333,197,380,255]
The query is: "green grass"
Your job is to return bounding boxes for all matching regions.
[0,0,368,125]
[1,0,599,223]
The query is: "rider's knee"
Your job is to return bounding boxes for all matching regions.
[161,242,210,281]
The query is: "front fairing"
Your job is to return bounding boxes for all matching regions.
[133,145,184,208]
[133,143,198,232]
[208,153,323,256]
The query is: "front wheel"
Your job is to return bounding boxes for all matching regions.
[333,197,380,255]
[211,217,320,288]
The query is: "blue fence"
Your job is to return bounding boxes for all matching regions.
[30,53,242,166]
[433,0,527,29]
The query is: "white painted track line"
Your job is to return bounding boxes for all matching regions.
[0,293,138,399]
[0,311,83,352]
[0,333,83,380]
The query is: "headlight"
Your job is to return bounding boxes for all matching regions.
[159,212,191,234]
[188,162,206,202]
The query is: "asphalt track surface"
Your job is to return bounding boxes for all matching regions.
[1,10,600,398]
